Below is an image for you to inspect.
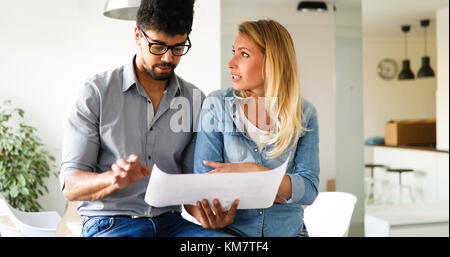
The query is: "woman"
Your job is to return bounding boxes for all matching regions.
[185,19,320,237]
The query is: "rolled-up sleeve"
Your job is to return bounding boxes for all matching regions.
[285,103,320,205]
[59,82,101,190]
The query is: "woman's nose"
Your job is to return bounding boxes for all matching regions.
[227,56,236,69]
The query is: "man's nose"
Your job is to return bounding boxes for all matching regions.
[161,49,175,63]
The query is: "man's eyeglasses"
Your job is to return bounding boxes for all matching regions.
[140,28,191,56]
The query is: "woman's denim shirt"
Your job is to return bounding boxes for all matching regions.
[193,88,320,237]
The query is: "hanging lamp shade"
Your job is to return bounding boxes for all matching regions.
[398,25,415,80]
[398,60,415,80]
[103,0,141,20]
[418,56,435,77]
[417,19,435,78]
[297,1,328,12]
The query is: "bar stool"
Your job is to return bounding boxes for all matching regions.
[385,168,415,204]
[364,164,387,204]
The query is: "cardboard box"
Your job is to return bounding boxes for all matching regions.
[385,119,436,146]
[327,179,336,192]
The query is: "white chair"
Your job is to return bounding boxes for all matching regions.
[303,191,357,237]
[0,196,61,237]
[0,221,23,237]
[0,202,22,237]
[66,221,83,237]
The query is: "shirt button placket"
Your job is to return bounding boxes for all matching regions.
[254,147,263,164]
[146,123,154,167]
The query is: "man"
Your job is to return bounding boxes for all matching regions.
[60,0,232,237]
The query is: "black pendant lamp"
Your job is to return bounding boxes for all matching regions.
[398,25,415,80]
[297,1,328,12]
[417,19,435,78]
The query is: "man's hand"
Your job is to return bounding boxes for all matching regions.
[203,161,270,174]
[111,154,152,189]
[195,198,239,229]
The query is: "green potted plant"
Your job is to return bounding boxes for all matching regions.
[0,100,57,212]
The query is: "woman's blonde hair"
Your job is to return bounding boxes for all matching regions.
[236,19,305,158]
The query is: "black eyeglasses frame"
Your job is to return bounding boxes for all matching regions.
[140,28,192,56]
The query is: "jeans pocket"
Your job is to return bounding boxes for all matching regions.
[297,223,309,237]
[82,217,115,237]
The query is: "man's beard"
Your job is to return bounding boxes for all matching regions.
[145,62,176,81]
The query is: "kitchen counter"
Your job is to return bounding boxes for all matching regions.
[372,144,449,154]
[365,202,449,237]
[365,145,449,203]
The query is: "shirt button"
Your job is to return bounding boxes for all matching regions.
[254,148,258,152]
[150,127,153,131]
[148,156,151,160]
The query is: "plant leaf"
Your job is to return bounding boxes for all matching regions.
[17,174,26,187]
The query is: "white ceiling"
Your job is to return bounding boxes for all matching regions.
[222,0,449,38]
[224,0,304,4]
[363,0,449,39]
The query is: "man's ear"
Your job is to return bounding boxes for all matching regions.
[134,26,141,45]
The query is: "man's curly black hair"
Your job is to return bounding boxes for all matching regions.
[137,0,195,36]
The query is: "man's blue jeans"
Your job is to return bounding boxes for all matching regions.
[81,211,234,237]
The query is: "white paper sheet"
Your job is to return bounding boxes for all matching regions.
[144,159,288,210]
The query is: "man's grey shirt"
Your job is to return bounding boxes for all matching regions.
[60,56,205,217]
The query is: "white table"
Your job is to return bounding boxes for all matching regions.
[365,202,449,237]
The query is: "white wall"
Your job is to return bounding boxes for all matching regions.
[362,0,442,141]
[436,7,449,151]
[334,0,365,235]
[221,3,336,192]
[362,37,438,139]
[0,0,221,214]
[177,0,221,96]
[1,0,133,214]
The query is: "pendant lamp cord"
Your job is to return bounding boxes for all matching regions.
[424,26,427,55]
[404,32,407,59]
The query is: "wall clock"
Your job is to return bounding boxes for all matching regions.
[377,58,398,80]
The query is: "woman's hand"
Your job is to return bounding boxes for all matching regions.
[203,161,270,173]
[203,160,290,204]
[196,198,239,229]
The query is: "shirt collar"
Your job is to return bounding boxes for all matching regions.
[122,55,181,97]
[122,55,139,92]
[224,88,242,106]
[223,88,245,132]
[165,72,182,97]
[225,88,238,98]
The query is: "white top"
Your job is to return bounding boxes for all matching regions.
[239,104,274,150]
